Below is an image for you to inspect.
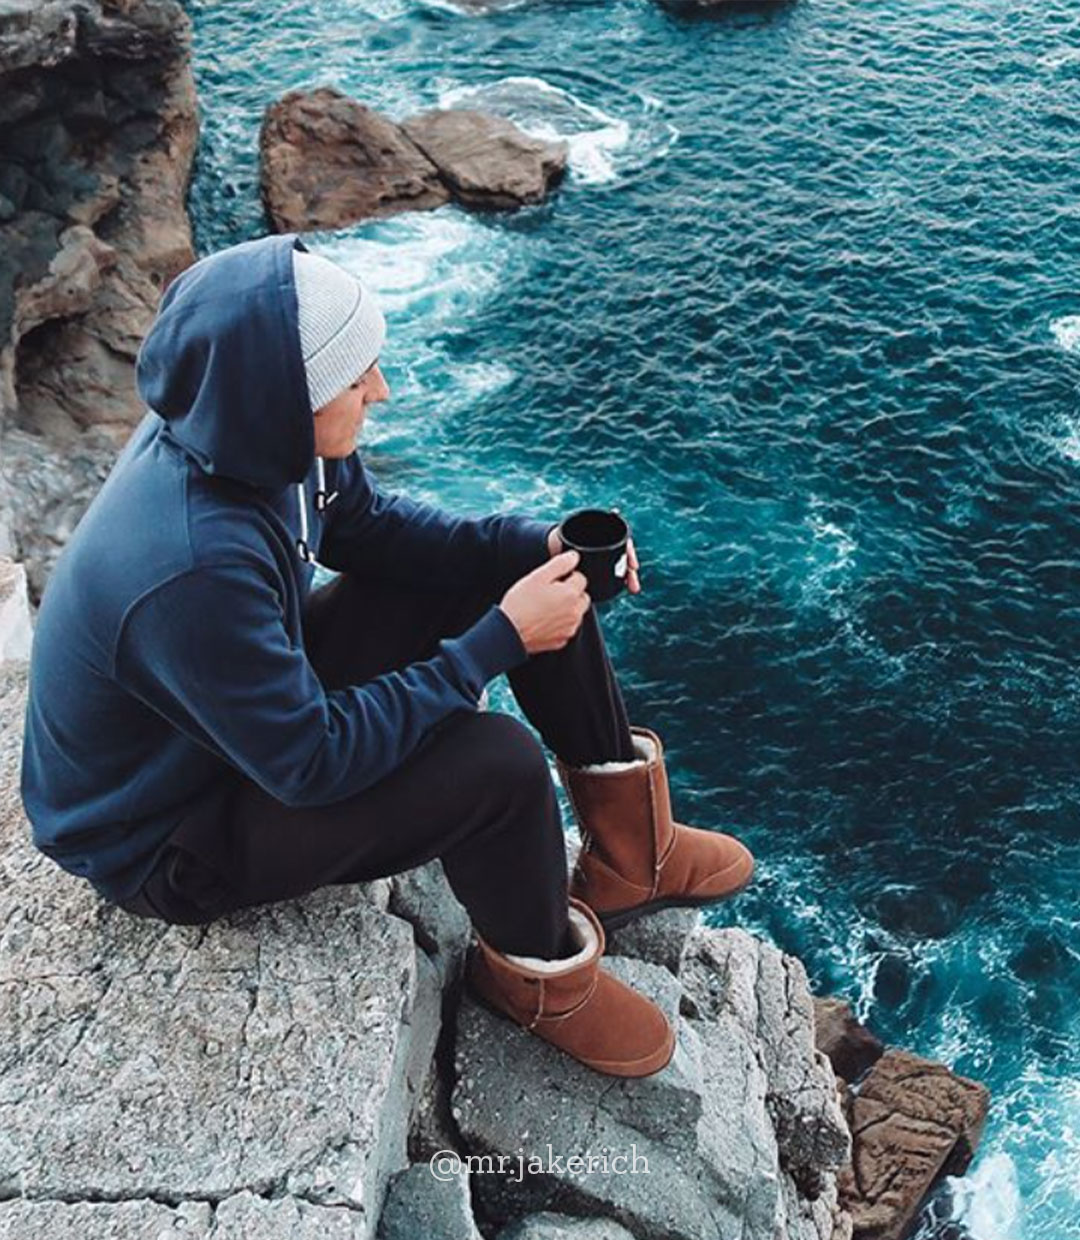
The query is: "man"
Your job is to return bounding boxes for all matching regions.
[20,234,754,1078]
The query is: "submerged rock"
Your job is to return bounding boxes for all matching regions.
[260,87,567,233]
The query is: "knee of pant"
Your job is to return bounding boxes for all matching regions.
[466,711,552,803]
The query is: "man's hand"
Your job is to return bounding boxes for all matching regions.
[499,550,590,654]
[546,526,641,594]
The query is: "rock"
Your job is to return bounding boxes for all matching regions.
[605,905,700,976]
[0,1198,213,1239]
[260,87,566,234]
[496,1213,638,1240]
[211,1192,376,1237]
[453,925,850,1240]
[0,0,197,591]
[813,997,884,1084]
[390,858,472,988]
[401,109,567,211]
[837,1049,990,1240]
[0,1190,401,1238]
[0,422,116,603]
[377,1162,483,1240]
[0,557,32,662]
[0,2,80,75]
[0,665,434,1235]
[681,928,851,1197]
[260,88,450,232]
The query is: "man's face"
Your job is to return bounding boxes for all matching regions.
[312,360,390,457]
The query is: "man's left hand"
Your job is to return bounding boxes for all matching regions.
[547,526,641,595]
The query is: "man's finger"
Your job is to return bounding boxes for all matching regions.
[539,549,580,579]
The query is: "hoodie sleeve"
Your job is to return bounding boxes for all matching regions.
[318,453,557,590]
[114,561,528,808]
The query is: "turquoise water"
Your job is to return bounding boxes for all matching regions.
[182,1,1080,1235]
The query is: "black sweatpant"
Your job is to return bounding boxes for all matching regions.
[117,569,637,957]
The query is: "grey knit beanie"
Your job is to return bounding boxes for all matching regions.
[291,249,386,412]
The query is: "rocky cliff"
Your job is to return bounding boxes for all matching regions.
[0,0,197,600]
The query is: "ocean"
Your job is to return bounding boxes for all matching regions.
[182,1,1080,1235]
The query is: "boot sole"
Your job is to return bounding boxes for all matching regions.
[594,870,755,933]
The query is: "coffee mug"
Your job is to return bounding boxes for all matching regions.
[555,508,630,604]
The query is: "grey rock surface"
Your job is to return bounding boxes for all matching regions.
[604,905,700,976]
[0,664,434,1237]
[495,1212,638,1240]
[681,927,851,1196]
[377,1162,482,1240]
[454,923,851,1240]
[0,556,31,661]
[390,858,471,989]
[0,1198,213,1239]
[0,1191,398,1238]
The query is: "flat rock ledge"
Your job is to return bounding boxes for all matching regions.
[260,87,568,233]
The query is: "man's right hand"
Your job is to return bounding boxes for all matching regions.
[498,550,590,655]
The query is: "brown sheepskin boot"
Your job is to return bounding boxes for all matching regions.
[556,726,755,930]
[466,896,675,1078]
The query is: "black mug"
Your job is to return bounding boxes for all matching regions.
[555,508,630,604]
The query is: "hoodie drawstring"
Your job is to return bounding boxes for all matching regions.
[296,457,340,563]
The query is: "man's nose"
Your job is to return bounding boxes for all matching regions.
[372,365,390,402]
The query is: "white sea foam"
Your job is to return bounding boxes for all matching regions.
[1050,315,1080,355]
[419,0,531,14]
[437,75,677,186]
[947,1152,1024,1240]
[452,360,517,398]
[800,508,857,614]
[1039,48,1080,71]
[338,0,411,19]
[311,212,527,319]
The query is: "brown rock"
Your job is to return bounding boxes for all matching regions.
[837,1049,990,1240]
[260,87,450,233]
[401,108,567,210]
[814,997,885,1083]
[259,88,567,234]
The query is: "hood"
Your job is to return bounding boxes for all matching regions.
[135,232,316,491]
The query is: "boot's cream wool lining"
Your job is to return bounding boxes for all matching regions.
[504,906,598,973]
[577,733,657,773]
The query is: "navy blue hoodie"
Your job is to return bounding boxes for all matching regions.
[20,233,551,904]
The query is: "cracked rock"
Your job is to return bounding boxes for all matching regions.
[376,1162,482,1240]
[0,664,433,1239]
[837,1049,989,1240]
